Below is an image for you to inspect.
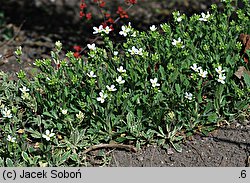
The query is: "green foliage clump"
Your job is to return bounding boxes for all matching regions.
[0,0,250,166]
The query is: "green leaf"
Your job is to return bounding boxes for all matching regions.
[171,142,182,153]
[43,111,58,120]
[70,153,78,162]
[42,111,54,118]
[33,156,41,165]
[26,128,41,139]
[71,129,80,145]
[159,65,165,79]
[162,143,169,150]
[116,137,127,143]
[64,87,69,97]
[197,91,202,103]
[158,126,165,137]
[21,151,30,163]
[243,72,250,88]
[183,78,190,87]
[6,158,14,167]
[126,111,134,126]
[174,136,184,141]
[169,70,178,83]
[201,126,217,136]
[208,113,218,122]
[175,84,181,96]
[126,136,136,140]
[36,115,42,126]
[57,123,63,131]
[235,100,249,111]
[51,111,59,119]
[0,157,4,167]
[204,101,213,114]
[59,151,71,164]
[157,139,165,146]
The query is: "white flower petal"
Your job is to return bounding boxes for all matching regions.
[150,25,157,31]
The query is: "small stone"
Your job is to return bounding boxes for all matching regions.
[137,156,144,161]
[169,156,175,162]
[167,148,174,155]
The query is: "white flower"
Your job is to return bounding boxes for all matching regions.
[198,69,208,78]
[1,107,12,118]
[150,78,160,88]
[114,51,118,56]
[119,27,129,37]
[177,16,182,22]
[131,31,137,37]
[190,63,202,72]
[87,71,97,78]
[93,25,104,34]
[215,66,225,75]
[199,12,211,21]
[42,129,55,141]
[128,46,143,55]
[106,85,117,92]
[128,46,138,55]
[119,22,132,37]
[116,76,125,84]
[55,41,62,49]
[150,25,157,31]
[97,90,108,103]
[137,48,143,56]
[172,37,185,48]
[7,135,16,143]
[172,38,179,46]
[117,66,126,73]
[76,111,84,119]
[103,26,112,34]
[61,109,68,115]
[185,92,193,100]
[19,86,30,93]
[217,74,226,84]
[87,43,96,50]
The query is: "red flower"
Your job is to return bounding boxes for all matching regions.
[80,3,87,10]
[86,13,92,20]
[105,13,111,18]
[99,1,106,8]
[73,52,81,58]
[73,45,82,52]
[107,17,114,24]
[125,0,137,4]
[80,11,85,18]
[117,6,128,19]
